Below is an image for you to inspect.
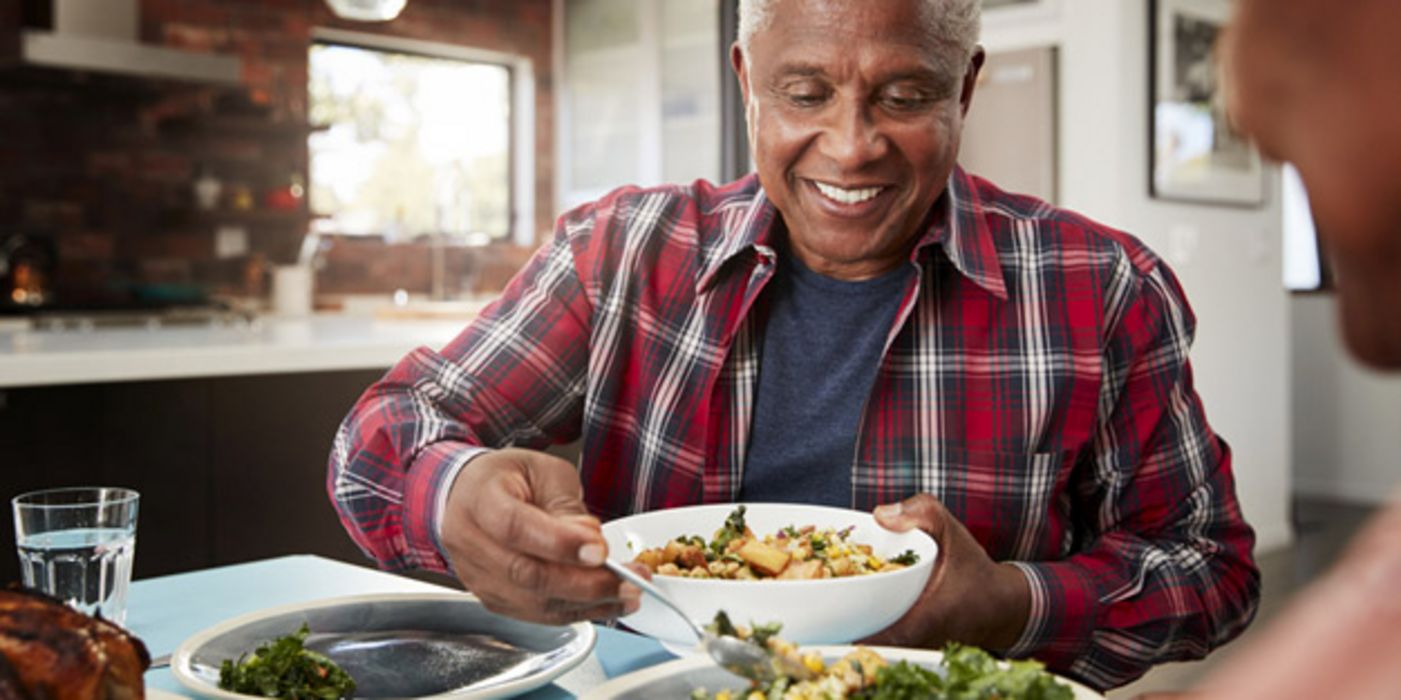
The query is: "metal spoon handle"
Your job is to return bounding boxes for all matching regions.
[603,558,706,641]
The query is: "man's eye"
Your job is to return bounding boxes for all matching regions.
[881,93,934,111]
[786,91,827,107]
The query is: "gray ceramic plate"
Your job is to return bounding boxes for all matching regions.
[579,646,1104,699]
[171,592,595,699]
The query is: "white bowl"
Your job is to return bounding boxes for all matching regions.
[601,503,937,646]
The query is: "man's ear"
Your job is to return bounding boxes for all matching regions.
[731,42,751,105]
[959,46,987,118]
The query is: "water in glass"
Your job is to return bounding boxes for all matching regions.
[16,527,136,625]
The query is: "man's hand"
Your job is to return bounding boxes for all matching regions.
[439,448,639,625]
[861,494,1030,651]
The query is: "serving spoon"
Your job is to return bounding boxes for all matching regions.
[603,559,775,683]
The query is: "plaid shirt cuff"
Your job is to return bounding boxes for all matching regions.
[403,442,486,572]
[1004,560,1098,666]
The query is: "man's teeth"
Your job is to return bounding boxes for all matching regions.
[814,181,883,204]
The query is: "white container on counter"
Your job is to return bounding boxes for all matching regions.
[271,265,314,316]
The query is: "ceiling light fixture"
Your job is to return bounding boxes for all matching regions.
[324,0,407,22]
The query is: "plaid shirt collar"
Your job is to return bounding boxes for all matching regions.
[697,166,1008,300]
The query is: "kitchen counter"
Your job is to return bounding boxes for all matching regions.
[0,313,468,388]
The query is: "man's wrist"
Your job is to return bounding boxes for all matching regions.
[432,446,491,554]
[981,562,1031,652]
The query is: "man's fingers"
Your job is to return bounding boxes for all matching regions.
[474,479,607,566]
[457,521,623,602]
[875,494,948,540]
[519,450,594,518]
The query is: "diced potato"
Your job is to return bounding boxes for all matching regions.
[829,557,855,577]
[777,558,823,580]
[662,539,686,565]
[635,549,664,571]
[738,540,792,577]
[657,562,680,576]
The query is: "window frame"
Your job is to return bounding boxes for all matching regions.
[309,28,537,246]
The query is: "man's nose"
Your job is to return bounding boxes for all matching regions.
[819,99,888,168]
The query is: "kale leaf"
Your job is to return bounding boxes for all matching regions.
[889,549,920,566]
[218,623,356,700]
[709,505,749,556]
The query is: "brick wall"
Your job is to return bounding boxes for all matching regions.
[0,0,554,308]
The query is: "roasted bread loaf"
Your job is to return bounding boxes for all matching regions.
[0,585,149,700]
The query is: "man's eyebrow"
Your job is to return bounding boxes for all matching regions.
[880,68,946,84]
[768,64,948,85]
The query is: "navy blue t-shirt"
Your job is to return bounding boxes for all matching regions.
[739,252,913,507]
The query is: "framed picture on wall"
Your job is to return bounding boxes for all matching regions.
[1149,0,1265,206]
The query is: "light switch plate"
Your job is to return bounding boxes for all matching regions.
[215,225,249,259]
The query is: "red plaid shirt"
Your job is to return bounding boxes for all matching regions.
[329,168,1259,689]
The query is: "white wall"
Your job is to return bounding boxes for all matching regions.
[1292,296,1401,503]
[982,0,1294,553]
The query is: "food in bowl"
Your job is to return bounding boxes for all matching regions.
[632,506,919,580]
[603,503,938,645]
[692,614,1074,700]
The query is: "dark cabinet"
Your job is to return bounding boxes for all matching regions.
[208,372,375,566]
[0,370,383,585]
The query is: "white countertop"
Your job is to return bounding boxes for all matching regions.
[0,314,467,388]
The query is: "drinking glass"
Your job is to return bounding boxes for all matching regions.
[12,487,140,626]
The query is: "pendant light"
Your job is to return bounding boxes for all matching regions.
[324,0,407,22]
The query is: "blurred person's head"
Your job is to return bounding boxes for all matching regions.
[1224,0,1401,368]
[731,0,983,281]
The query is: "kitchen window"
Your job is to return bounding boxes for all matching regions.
[308,31,535,245]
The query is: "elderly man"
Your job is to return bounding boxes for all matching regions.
[328,0,1258,689]
[1131,1,1401,698]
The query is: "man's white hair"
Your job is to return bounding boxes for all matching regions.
[737,0,981,79]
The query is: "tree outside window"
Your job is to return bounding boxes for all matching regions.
[309,42,512,243]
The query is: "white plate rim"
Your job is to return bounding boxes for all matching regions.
[170,591,597,700]
[578,644,1104,700]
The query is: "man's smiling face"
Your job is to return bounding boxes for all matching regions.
[733,0,981,281]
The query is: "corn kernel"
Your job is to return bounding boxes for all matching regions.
[803,653,825,673]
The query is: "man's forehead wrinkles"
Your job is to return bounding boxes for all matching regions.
[764,56,945,84]
[770,62,825,79]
